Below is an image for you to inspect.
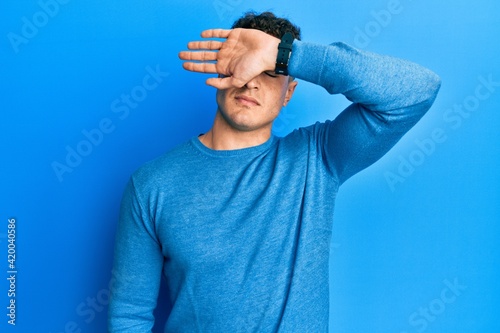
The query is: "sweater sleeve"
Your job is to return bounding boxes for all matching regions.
[288,41,441,184]
[108,178,164,332]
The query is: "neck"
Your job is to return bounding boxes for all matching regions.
[199,109,272,150]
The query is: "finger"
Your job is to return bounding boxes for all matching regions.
[178,51,218,61]
[182,62,218,74]
[206,76,245,90]
[206,77,230,89]
[187,40,223,50]
[201,29,232,39]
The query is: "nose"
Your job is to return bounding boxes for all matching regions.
[244,75,259,90]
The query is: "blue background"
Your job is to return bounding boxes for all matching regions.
[1,0,499,332]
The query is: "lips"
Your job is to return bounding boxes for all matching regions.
[235,94,260,106]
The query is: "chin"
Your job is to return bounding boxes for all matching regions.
[227,118,260,132]
[217,100,275,133]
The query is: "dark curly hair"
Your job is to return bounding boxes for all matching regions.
[231,11,301,41]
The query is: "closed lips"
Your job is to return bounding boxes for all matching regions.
[235,95,260,105]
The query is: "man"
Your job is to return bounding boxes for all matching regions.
[108,11,441,332]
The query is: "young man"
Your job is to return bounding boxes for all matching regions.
[108,11,441,332]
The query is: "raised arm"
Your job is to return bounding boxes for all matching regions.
[288,40,441,183]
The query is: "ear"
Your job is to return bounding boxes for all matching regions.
[283,80,298,107]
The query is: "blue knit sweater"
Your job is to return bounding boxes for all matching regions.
[108,40,441,332]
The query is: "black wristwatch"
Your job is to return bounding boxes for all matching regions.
[275,32,294,76]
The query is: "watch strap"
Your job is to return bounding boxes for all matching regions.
[275,32,294,76]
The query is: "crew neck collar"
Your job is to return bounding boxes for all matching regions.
[190,134,277,157]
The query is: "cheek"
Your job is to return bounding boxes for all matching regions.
[216,89,224,101]
[274,83,290,106]
[265,88,288,117]
[216,89,229,108]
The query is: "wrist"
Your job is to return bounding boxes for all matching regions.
[265,36,280,72]
[274,32,294,76]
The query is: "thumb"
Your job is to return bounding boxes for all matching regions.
[206,76,241,89]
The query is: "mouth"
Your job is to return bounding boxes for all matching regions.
[235,94,260,106]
